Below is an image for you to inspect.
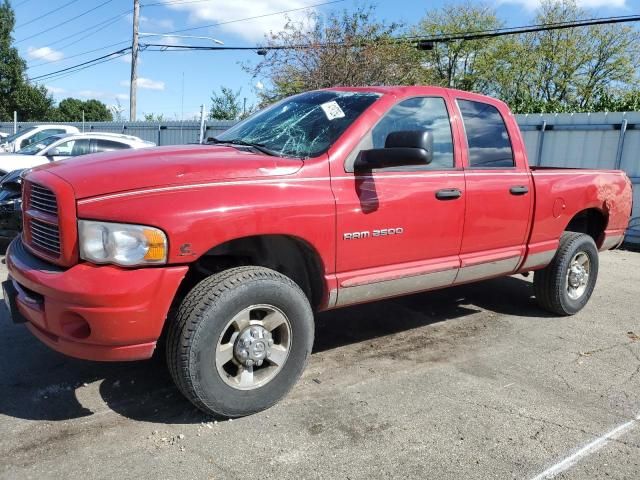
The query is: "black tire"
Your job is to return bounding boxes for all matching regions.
[533,232,599,316]
[166,266,314,418]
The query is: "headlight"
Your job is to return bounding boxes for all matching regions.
[78,220,167,266]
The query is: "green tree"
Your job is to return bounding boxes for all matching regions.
[245,6,420,105]
[209,86,250,120]
[415,2,504,91]
[0,0,54,121]
[54,98,113,121]
[486,0,640,113]
[143,113,165,122]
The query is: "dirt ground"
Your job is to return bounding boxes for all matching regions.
[0,249,638,480]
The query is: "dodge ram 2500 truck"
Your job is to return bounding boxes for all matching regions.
[3,87,632,417]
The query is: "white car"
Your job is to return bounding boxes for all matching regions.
[0,132,8,141]
[0,125,79,153]
[0,132,155,175]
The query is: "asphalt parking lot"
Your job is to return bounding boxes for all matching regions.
[0,249,638,480]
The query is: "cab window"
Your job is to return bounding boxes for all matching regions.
[457,99,514,168]
[346,96,454,171]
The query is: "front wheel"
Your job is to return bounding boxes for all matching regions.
[533,232,599,316]
[166,266,314,417]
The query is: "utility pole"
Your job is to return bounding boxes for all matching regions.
[129,0,140,121]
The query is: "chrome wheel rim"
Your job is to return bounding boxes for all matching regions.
[215,304,292,390]
[566,252,590,300]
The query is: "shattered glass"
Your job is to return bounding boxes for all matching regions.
[214,91,381,158]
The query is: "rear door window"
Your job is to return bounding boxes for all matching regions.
[94,139,131,153]
[457,99,514,168]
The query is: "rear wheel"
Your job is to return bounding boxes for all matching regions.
[533,232,599,315]
[166,266,314,417]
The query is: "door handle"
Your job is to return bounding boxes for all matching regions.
[509,185,529,195]
[435,188,462,200]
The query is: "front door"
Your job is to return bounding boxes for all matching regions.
[331,96,466,306]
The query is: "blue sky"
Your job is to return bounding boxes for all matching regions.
[11,0,637,120]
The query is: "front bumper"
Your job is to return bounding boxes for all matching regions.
[5,237,188,361]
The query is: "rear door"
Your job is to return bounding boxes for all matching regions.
[331,95,466,306]
[452,94,533,283]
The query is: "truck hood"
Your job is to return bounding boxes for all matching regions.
[0,154,47,174]
[35,144,304,199]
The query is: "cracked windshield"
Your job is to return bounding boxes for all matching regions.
[213,91,381,158]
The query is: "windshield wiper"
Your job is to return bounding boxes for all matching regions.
[209,137,278,157]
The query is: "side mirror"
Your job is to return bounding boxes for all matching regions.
[46,148,60,157]
[355,130,433,171]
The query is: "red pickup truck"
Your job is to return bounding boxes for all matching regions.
[4,87,632,417]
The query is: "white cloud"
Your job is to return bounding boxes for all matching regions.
[27,46,64,62]
[45,85,66,95]
[115,93,130,100]
[498,0,625,10]
[165,0,314,41]
[125,13,174,30]
[120,77,166,91]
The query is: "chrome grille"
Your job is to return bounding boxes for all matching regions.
[29,183,58,215]
[30,218,61,256]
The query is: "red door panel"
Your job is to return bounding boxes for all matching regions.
[333,171,465,274]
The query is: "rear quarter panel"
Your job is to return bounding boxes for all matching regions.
[529,168,632,252]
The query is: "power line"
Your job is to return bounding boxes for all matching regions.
[23,8,133,71]
[159,0,347,35]
[23,0,343,72]
[27,41,130,70]
[30,10,640,85]
[399,13,640,43]
[15,0,116,44]
[47,9,133,49]
[15,0,82,29]
[142,13,640,53]
[142,0,217,6]
[29,47,131,82]
[40,51,131,83]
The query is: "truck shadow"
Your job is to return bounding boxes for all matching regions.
[0,275,548,424]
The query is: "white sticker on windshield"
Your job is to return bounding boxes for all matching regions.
[321,101,345,120]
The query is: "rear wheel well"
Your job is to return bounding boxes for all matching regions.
[181,235,325,309]
[565,208,607,245]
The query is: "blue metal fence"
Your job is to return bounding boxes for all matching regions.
[0,120,235,146]
[517,112,640,245]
